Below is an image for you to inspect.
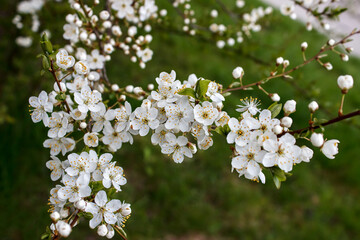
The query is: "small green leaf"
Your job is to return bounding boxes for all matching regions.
[268,103,282,118]
[273,175,281,189]
[214,124,231,136]
[41,233,49,240]
[177,88,196,98]
[40,33,53,55]
[90,181,104,192]
[195,79,211,100]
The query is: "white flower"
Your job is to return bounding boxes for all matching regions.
[227,117,257,147]
[67,76,88,93]
[161,133,192,163]
[74,61,90,75]
[215,111,230,127]
[58,174,91,202]
[194,101,219,126]
[87,49,106,69]
[92,153,113,181]
[310,133,324,147]
[321,139,339,159]
[164,97,194,132]
[91,103,115,132]
[197,135,213,150]
[56,221,72,237]
[294,146,313,164]
[63,23,79,43]
[102,125,131,151]
[131,102,159,136]
[206,82,225,103]
[85,190,122,229]
[46,156,68,181]
[232,143,265,177]
[74,86,102,113]
[337,75,354,92]
[283,100,296,114]
[155,70,176,86]
[236,97,260,115]
[263,133,300,172]
[114,102,132,132]
[48,112,72,138]
[29,91,53,126]
[56,49,75,69]
[151,125,169,146]
[183,73,199,89]
[43,137,75,156]
[65,150,97,177]
[112,0,134,19]
[102,162,127,191]
[84,132,99,147]
[151,82,180,108]
[280,3,294,16]
[232,66,244,79]
[137,48,153,63]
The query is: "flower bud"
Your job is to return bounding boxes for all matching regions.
[310,133,324,147]
[276,57,284,65]
[50,211,60,222]
[97,224,108,237]
[133,87,143,95]
[328,39,335,46]
[232,66,244,79]
[106,227,115,239]
[160,9,167,16]
[216,40,225,49]
[99,10,110,20]
[273,125,283,135]
[125,85,134,93]
[119,95,126,102]
[270,93,280,102]
[341,54,349,62]
[337,75,353,93]
[301,42,308,51]
[120,203,131,216]
[60,208,69,218]
[111,84,119,92]
[75,199,86,210]
[283,100,296,115]
[283,60,290,68]
[321,139,339,159]
[324,62,333,71]
[308,101,319,113]
[210,9,218,18]
[281,116,293,128]
[56,221,72,237]
[147,84,154,91]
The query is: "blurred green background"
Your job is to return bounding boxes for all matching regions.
[1,0,360,239]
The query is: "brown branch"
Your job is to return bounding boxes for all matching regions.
[223,29,360,93]
[78,0,111,86]
[284,109,360,136]
[49,60,71,113]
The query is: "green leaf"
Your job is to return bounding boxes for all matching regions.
[273,175,281,189]
[195,79,211,100]
[40,33,53,55]
[214,124,231,136]
[90,181,104,192]
[177,88,196,98]
[78,211,93,220]
[268,103,282,118]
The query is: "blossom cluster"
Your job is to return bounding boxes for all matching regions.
[280,0,343,31]
[30,41,349,237]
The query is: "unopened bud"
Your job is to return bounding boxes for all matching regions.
[232,66,244,79]
[311,133,324,147]
[283,100,296,115]
[308,101,319,113]
[97,224,108,237]
[50,211,60,222]
[270,93,280,102]
[281,116,293,128]
[337,75,353,93]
